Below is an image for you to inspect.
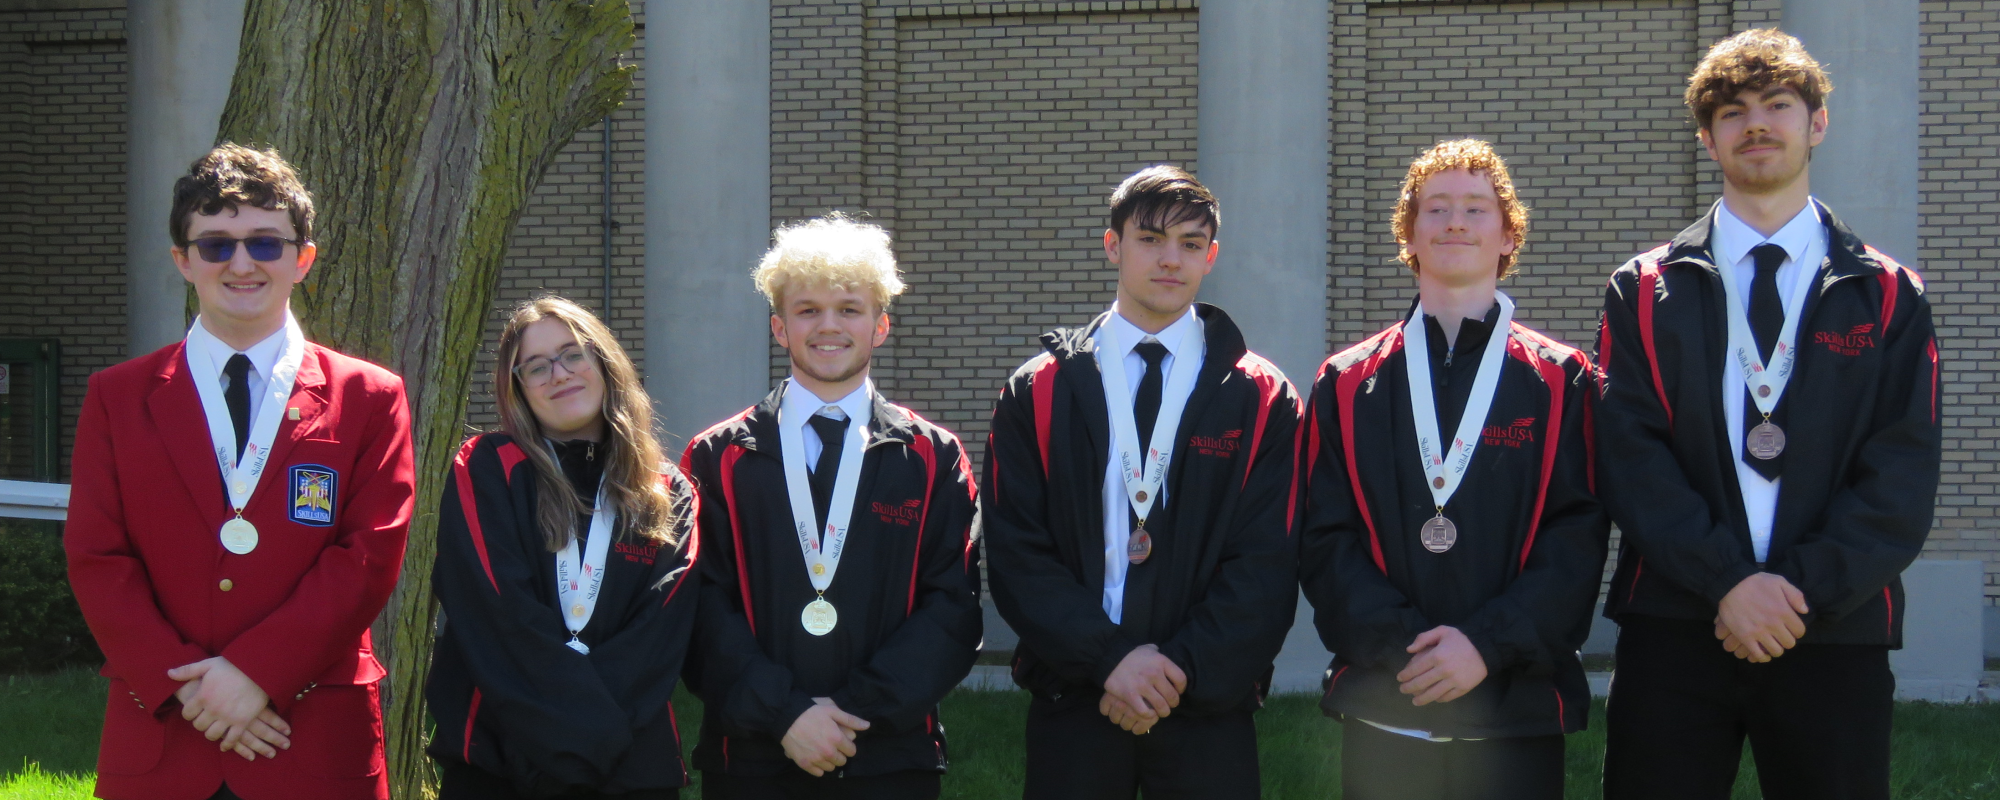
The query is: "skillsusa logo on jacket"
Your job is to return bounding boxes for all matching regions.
[1188,429,1243,459]
[1813,323,1876,357]
[289,465,337,526]
[1481,417,1537,449]
[615,542,659,565]
[873,497,923,527]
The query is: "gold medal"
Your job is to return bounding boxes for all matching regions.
[219,517,259,555]
[1127,526,1153,564]
[802,597,839,636]
[1747,421,1785,460]
[1420,515,1457,554]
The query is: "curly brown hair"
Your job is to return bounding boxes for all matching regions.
[169,142,315,248]
[1393,139,1529,279]
[1685,29,1832,131]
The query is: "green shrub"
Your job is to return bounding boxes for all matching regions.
[0,518,101,673]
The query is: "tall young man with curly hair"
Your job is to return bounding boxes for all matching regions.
[1299,139,1607,799]
[1595,30,1940,800]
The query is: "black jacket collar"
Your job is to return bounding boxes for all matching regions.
[729,381,919,456]
[1038,302,1251,381]
[1662,198,1887,285]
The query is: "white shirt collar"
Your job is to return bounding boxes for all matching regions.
[783,376,875,427]
[1714,198,1822,270]
[185,312,295,383]
[1104,303,1201,358]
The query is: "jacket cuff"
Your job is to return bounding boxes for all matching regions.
[771,693,820,742]
[1700,558,1763,606]
[1091,637,1144,691]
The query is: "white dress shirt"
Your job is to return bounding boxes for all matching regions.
[1092,304,1203,624]
[784,376,875,471]
[1711,199,1825,563]
[185,316,290,425]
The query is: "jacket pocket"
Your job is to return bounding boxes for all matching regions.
[96,679,165,775]
[286,682,385,778]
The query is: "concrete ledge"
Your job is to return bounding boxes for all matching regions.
[0,479,67,521]
[1890,560,1986,702]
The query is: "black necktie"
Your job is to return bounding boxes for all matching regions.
[1742,243,1787,480]
[1133,341,1170,453]
[224,354,252,463]
[807,412,848,532]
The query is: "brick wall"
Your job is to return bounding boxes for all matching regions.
[1918,0,2000,603]
[0,6,123,481]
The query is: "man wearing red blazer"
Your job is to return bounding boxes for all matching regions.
[64,143,415,800]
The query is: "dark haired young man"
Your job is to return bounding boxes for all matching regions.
[1299,139,1607,800]
[984,165,1301,800]
[681,215,982,800]
[65,143,415,800]
[1595,30,1940,800]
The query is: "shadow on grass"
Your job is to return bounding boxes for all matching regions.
[1,665,105,784]
[6,673,2000,799]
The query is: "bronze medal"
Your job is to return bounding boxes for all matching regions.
[1420,516,1457,554]
[1747,421,1786,460]
[1127,528,1153,564]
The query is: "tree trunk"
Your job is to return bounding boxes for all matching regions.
[215,3,635,797]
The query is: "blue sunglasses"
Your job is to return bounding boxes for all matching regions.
[189,236,304,263]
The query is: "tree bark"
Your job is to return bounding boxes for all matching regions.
[215,3,635,796]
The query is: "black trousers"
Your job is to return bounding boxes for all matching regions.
[438,760,680,800]
[1340,720,1564,800]
[700,768,939,800]
[1603,615,1893,800]
[1022,693,1259,800]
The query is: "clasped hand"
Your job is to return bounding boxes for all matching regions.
[169,656,291,761]
[1714,572,1810,662]
[782,697,871,776]
[1397,626,1487,706]
[1099,643,1187,736]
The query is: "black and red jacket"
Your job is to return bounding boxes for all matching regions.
[679,388,981,778]
[1299,308,1607,738]
[1596,200,1941,646]
[983,304,1301,716]
[427,433,700,799]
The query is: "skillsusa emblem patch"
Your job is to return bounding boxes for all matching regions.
[289,465,337,526]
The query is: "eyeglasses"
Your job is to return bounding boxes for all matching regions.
[189,236,306,263]
[513,347,595,387]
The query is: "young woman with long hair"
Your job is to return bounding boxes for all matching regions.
[426,295,700,799]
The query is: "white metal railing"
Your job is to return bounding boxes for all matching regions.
[0,479,68,521]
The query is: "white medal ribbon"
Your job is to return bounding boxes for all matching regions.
[187,312,306,522]
[779,383,869,598]
[1096,308,1204,525]
[554,481,615,655]
[1403,292,1515,512]
[1717,245,1816,419]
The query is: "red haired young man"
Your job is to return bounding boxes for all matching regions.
[1299,140,1607,799]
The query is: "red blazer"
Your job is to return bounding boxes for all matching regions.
[65,340,414,800]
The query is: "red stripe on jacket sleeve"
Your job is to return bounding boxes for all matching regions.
[1637,266,1674,428]
[1505,331,1569,572]
[1235,352,1285,491]
[463,687,481,762]
[1031,354,1058,476]
[1336,331,1401,572]
[719,443,756,636]
[452,437,500,593]
[908,433,938,616]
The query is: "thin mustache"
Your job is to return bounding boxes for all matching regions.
[1735,137,1783,154]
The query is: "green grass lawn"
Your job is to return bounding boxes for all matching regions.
[6,667,1998,799]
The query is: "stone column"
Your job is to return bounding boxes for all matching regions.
[644,0,773,446]
[1196,0,1333,384]
[1782,0,1920,266]
[1197,0,1334,690]
[125,0,245,355]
